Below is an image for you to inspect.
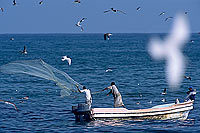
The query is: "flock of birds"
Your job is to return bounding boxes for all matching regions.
[0,0,196,111]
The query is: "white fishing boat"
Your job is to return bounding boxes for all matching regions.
[72,100,193,121]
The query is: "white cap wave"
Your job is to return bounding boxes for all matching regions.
[62,56,71,65]
[148,13,190,88]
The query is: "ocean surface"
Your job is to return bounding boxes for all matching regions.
[0,33,200,132]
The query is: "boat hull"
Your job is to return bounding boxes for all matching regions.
[72,101,193,121]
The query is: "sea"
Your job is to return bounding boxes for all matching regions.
[0,33,200,132]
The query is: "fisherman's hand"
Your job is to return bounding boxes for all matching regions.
[107,94,109,96]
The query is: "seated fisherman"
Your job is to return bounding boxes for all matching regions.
[102,82,126,108]
[76,85,92,108]
[186,86,196,101]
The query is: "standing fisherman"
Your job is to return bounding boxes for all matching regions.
[103,82,126,108]
[76,85,92,108]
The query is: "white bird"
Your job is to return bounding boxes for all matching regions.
[0,100,18,111]
[62,56,71,65]
[76,18,87,31]
[104,33,112,40]
[148,13,190,88]
[161,88,167,95]
[161,99,166,102]
[105,68,112,72]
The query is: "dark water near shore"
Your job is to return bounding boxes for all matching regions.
[0,33,200,132]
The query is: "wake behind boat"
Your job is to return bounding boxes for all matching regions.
[72,100,194,121]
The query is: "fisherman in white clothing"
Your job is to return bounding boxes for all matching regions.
[103,82,125,108]
[77,85,92,108]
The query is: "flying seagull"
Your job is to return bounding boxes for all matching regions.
[0,100,18,111]
[184,76,191,80]
[62,56,71,65]
[159,12,165,16]
[165,17,173,21]
[0,8,4,12]
[136,7,141,11]
[104,33,112,40]
[104,8,126,15]
[39,1,43,5]
[13,0,17,6]
[161,88,167,95]
[76,18,87,31]
[148,13,190,88]
[21,46,27,54]
[74,0,81,3]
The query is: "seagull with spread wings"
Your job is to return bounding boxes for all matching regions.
[62,56,71,65]
[104,33,112,40]
[104,8,126,15]
[75,18,87,31]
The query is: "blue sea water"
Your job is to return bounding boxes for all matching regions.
[0,33,200,132]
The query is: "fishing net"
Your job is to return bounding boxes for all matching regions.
[0,59,83,97]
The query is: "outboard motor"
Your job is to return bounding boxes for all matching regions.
[72,103,92,122]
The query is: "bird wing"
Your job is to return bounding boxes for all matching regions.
[1,8,3,12]
[61,56,67,61]
[0,100,18,111]
[80,26,84,31]
[80,18,86,23]
[104,34,107,40]
[66,58,72,65]
[117,10,127,15]
[104,10,111,13]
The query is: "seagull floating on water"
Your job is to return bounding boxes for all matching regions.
[165,17,173,21]
[104,33,112,40]
[76,18,87,31]
[0,100,18,111]
[21,46,27,54]
[62,56,71,65]
[184,76,191,80]
[161,88,167,95]
[161,99,166,102]
[104,8,126,15]
[105,68,112,72]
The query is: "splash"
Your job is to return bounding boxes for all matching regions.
[148,13,190,88]
[0,59,82,97]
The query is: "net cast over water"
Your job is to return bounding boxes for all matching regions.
[0,59,82,97]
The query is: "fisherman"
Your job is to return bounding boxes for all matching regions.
[76,85,92,108]
[102,82,126,108]
[186,86,196,101]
